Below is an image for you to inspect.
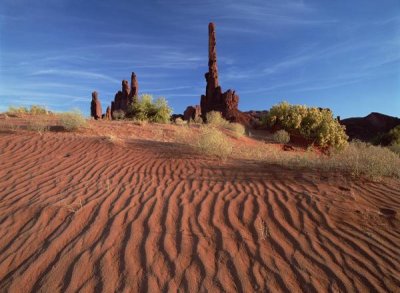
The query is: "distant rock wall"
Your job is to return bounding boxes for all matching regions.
[341,112,400,142]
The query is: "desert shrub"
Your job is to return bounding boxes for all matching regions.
[131,118,148,126]
[388,143,400,156]
[195,127,232,159]
[206,111,229,127]
[266,102,348,150]
[328,140,400,179]
[175,117,186,125]
[189,116,203,125]
[112,110,125,120]
[59,111,87,131]
[27,119,49,134]
[128,94,172,123]
[29,105,48,115]
[225,122,245,138]
[8,105,48,115]
[272,129,290,144]
[384,125,400,145]
[8,106,29,115]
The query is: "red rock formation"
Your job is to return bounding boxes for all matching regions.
[200,23,249,125]
[90,91,102,120]
[130,72,139,104]
[110,72,139,118]
[183,105,202,121]
[105,106,112,120]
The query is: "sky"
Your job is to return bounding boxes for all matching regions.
[0,0,399,118]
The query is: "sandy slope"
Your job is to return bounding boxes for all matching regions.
[0,129,399,292]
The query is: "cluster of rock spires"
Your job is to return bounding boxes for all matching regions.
[111,72,139,114]
[91,22,252,125]
[90,72,139,120]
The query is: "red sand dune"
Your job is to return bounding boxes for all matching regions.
[0,124,399,292]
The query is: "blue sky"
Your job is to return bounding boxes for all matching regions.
[0,0,399,118]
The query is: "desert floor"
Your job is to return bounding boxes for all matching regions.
[0,120,399,292]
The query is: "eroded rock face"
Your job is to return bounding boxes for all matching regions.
[90,91,102,120]
[183,105,202,121]
[200,23,248,124]
[110,72,140,118]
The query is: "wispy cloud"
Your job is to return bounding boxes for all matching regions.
[30,69,120,84]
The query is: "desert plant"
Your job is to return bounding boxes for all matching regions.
[225,122,245,138]
[272,129,290,144]
[7,105,48,116]
[388,143,400,156]
[266,102,348,150]
[189,116,203,124]
[206,111,229,127]
[27,119,49,134]
[381,125,400,146]
[29,105,48,115]
[328,140,400,179]
[7,106,29,115]
[195,127,232,159]
[175,117,186,125]
[59,110,87,131]
[112,110,126,120]
[128,94,172,123]
[131,118,148,126]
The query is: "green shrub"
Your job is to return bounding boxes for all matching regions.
[59,111,87,131]
[195,127,232,160]
[225,122,245,138]
[128,94,172,123]
[206,111,229,127]
[112,110,125,120]
[266,102,348,149]
[272,129,290,144]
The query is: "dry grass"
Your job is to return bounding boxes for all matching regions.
[235,140,400,180]
[225,122,245,138]
[195,127,232,160]
[105,134,125,146]
[173,125,232,160]
[27,119,49,134]
[58,111,87,131]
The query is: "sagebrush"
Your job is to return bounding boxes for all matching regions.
[266,102,348,150]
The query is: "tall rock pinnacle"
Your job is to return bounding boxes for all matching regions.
[200,22,246,123]
[207,22,219,95]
